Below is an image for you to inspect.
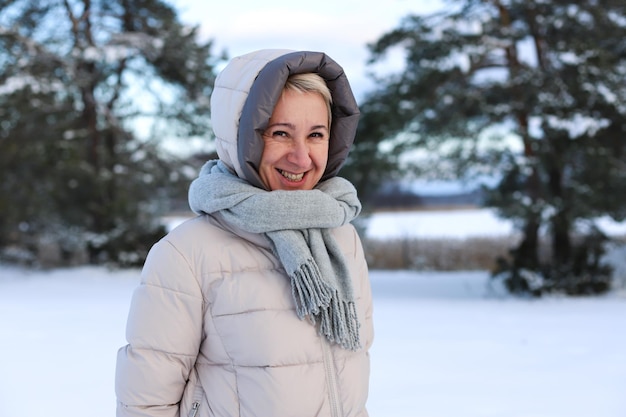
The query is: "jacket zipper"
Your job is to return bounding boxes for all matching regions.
[322,339,342,417]
[188,383,204,417]
[188,401,200,417]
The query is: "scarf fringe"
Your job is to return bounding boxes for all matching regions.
[291,260,362,351]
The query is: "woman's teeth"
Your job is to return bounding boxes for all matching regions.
[279,169,304,181]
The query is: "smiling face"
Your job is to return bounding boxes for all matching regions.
[259,89,330,191]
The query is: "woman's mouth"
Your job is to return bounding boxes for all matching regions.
[278,169,304,182]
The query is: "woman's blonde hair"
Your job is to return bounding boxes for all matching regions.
[284,73,333,126]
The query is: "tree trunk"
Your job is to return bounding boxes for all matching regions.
[496,1,542,272]
[551,210,571,266]
[547,158,571,268]
[514,215,540,270]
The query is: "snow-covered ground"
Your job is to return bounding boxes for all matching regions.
[1,208,625,417]
[1,266,625,417]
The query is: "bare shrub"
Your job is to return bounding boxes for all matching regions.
[362,235,521,271]
[363,234,626,278]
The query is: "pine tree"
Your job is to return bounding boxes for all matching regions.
[354,0,626,294]
[0,0,220,266]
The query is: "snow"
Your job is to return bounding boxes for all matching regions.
[546,113,611,139]
[1,209,626,417]
[365,208,516,239]
[365,208,626,240]
[1,266,625,417]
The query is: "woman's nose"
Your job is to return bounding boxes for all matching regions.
[286,138,311,166]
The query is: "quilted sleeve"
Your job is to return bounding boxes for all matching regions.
[115,238,204,417]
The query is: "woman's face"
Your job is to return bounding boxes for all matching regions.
[259,89,330,191]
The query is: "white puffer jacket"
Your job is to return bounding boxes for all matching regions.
[115,49,373,417]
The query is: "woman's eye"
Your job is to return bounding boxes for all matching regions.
[271,130,288,138]
[309,132,327,140]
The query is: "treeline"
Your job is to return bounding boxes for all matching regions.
[1,0,625,296]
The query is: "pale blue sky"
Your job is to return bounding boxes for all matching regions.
[172,0,444,100]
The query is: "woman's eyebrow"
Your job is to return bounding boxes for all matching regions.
[266,122,295,129]
[266,122,328,131]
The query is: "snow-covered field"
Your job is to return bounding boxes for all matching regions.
[365,208,626,240]
[1,208,626,417]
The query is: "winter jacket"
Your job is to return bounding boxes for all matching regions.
[115,50,373,417]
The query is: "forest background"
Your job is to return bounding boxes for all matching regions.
[1,0,625,296]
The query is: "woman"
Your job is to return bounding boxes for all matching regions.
[115,49,373,417]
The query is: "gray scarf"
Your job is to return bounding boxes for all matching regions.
[188,160,362,350]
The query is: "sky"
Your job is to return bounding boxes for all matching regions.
[171,0,446,100]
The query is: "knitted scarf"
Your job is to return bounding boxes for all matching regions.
[188,160,363,350]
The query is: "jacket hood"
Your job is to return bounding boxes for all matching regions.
[210,49,360,189]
